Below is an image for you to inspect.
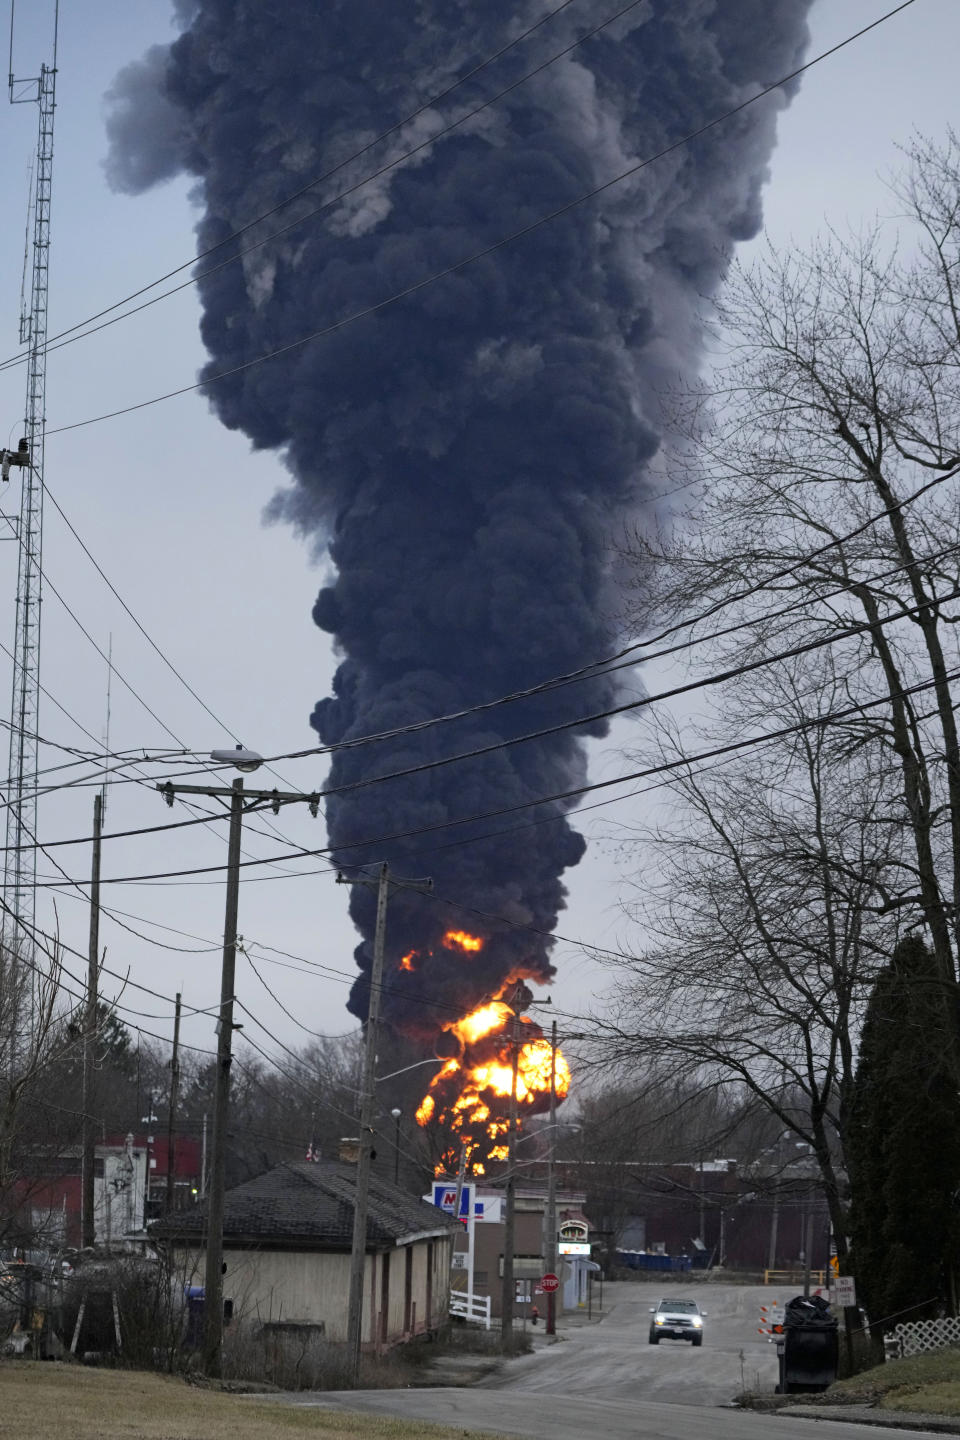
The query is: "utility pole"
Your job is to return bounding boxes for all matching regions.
[80,792,101,1250]
[342,864,431,1383]
[165,992,182,1213]
[768,1187,780,1272]
[203,774,242,1378]
[158,755,319,1376]
[545,1019,558,1337]
[500,1019,521,1349]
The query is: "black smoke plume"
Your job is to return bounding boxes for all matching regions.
[107,0,812,1041]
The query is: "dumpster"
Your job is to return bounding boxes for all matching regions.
[777,1294,838,1394]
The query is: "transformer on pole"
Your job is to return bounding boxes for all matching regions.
[3,5,58,1003]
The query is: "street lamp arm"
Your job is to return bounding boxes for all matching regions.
[376,1058,445,1082]
[515,1122,580,1146]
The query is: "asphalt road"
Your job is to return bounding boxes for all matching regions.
[486,1279,780,1407]
[262,1280,938,1439]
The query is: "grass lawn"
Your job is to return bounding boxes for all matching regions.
[825,1346,960,1415]
[0,1361,503,1439]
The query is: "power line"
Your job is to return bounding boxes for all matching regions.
[45,2,919,440]
[23,659,960,890]
[247,469,960,767]
[22,548,328,874]
[27,491,333,900]
[243,947,346,1044]
[6,561,956,863]
[0,0,646,377]
[42,482,247,743]
[246,585,960,811]
[42,480,329,850]
[0,0,585,374]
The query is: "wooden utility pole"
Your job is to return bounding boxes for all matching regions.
[346,862,390,1383]
[165,992,182,1213]
[156,760,320,1377]
[80,793,102,1250]
[343,863,432,1382]
[545,1019,558,1336]
[203,777,243,1377]
[500,1013,521,1349]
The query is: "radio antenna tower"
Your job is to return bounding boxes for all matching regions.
[3,1,59,971]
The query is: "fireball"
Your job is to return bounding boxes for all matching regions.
[416,989,570,1174]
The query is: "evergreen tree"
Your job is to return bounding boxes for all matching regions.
[847,935,960,1347]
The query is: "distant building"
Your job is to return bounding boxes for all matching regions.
[12,1133,202,1251]
[435,1179,596,1318]
[558,1156,830,1273]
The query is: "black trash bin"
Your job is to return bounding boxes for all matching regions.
[778,1294,838,1394]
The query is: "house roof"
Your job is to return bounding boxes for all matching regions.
[151,1161,459,1253]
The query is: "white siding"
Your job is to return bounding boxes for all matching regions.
[174,1235,452,1347]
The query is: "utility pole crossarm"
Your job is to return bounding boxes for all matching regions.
[157,781,320,815]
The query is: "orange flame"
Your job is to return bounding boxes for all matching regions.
[399,951,416,972]
[451,1001,513,1046]
[442,930,484,953]
[417,995,571,1173]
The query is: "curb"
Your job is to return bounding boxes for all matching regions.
[778,1403,960,1434]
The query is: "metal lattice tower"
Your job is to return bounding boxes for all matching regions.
[4,23,58,958]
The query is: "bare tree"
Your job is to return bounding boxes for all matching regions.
[597,648,912,1264]
[0,929,79,1242]
[601,133,960,1263]
[622,132,960,986]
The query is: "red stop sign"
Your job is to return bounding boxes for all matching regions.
[541,1273,560,1293]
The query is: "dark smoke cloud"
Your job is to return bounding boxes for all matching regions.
[107,0,812,1040]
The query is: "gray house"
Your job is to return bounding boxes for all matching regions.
[152,1159,459,1349]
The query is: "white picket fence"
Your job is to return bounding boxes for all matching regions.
[450,1291,491,1329]
[893,1316,960,1357]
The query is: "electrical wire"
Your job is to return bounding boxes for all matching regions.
[0,0,586,374]
[244,585,960,809]
[0,0,650,378]
[23,659,960,890]
[254,468,960,766]
[6,567,956,862]
[42,481,249,744]
[45,1,919,440]
[35,472,331,889]
[243,946,346,1044]
[19,532,326,876]
[42,479,328,844]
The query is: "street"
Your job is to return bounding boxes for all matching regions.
[258,1280,939,1438]
[487,1279,779,1407]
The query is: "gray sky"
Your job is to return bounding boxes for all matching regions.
[0,0,956,1082]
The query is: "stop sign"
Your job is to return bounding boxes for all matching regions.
[541,1273,560,1293]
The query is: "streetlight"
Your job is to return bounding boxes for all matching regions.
[211,746,265,773]
[157,745,321,1378]
[391,1109,402,1186]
